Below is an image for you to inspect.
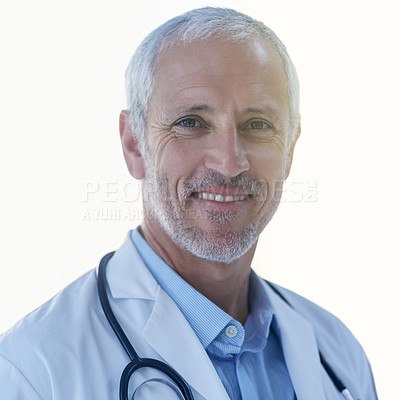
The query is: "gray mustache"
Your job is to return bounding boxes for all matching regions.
[184,171,266,197]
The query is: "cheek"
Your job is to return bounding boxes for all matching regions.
[252,147,286,181]
[152,144,202,204]
[157,141,203,175]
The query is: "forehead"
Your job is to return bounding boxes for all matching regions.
[149,37,290,119]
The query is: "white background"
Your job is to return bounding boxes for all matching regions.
[1,0,399,398]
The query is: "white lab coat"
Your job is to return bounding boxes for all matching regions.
[0,233,377,399]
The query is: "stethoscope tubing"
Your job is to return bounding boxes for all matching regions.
[97,251,194,400]
[98,252,137,361]
[120,358,194,400]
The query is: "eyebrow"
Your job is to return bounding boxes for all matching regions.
[245,106,276,115]
[175,104,214,114]
[244,106,282,122]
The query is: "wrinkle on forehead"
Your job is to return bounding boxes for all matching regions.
[153,36,286,88]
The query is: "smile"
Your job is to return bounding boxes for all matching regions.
[194,192,250,202]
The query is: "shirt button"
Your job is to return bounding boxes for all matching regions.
[225,325,238,338]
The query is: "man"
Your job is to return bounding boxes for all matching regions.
[0,7,377,400]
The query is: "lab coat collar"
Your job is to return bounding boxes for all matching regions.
[106,231,159,300]
[263,281,327,400]
[104,232,230,400]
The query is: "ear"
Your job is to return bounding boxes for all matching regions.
[119,110,145,179]
[284,121,301,180]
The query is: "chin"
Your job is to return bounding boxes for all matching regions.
[172,224,260,264]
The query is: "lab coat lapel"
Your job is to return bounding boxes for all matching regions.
[107,236,229,399]
[142,287,230,400]
[264,283,327,400]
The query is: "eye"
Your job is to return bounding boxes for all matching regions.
[245,120,271,130]
[176,118,202,128]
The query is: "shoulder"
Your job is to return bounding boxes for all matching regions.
[265,281,377,397]
[1,269,98,345]
[268,282,359,348]
[0,269,99,397]
[0,268,98,349]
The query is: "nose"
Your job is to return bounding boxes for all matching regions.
[203,126,250,178]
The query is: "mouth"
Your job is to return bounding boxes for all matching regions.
[192,191,251,202]
[184,171,260,207]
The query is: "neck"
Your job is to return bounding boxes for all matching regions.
[140,221,256,325]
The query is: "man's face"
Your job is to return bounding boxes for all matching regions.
[142,37,293,263]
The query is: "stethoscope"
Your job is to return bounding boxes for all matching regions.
[97,251,357,400]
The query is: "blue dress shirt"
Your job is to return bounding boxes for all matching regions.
[131,229,296,399]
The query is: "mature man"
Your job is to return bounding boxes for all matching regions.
[0,7,377,400]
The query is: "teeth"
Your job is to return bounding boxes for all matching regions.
[197,192,247,202]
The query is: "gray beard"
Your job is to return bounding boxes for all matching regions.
[143,161,281,264]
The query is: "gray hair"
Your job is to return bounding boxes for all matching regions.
[125,7,300,154]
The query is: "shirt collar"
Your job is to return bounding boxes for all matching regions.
[242,272,275,353]
[130,228,276,351]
